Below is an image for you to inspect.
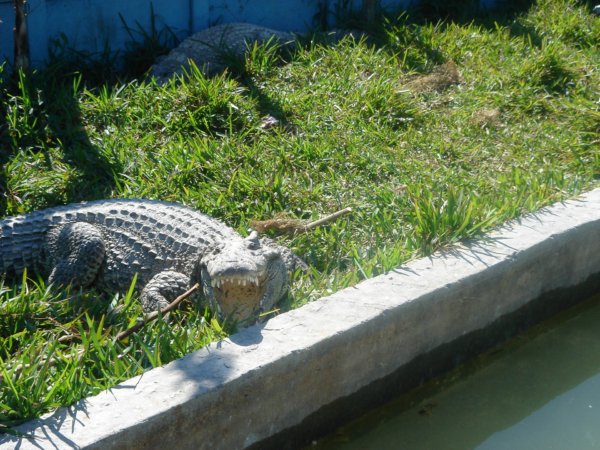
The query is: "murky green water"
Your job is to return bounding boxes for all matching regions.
[312,294,600,450]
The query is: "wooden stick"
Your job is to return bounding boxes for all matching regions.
[115,283,200,341]
[305,207,352,230]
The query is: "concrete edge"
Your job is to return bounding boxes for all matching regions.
[4,189,600,449]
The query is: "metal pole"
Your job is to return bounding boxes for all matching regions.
[189,0,194,35]
[362,0,375,23]
[13,0,30,76]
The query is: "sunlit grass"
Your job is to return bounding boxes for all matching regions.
[0,0,599,426]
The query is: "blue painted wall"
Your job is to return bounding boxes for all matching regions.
[0,0,489,69]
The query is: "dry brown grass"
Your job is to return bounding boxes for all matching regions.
[249,216,307,234]
[471,109,502,128]
[404,60,462,93]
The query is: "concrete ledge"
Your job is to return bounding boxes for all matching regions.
[4,189,600,449]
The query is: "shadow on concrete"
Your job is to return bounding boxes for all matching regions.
[11,401,91,449]
[226,322,265,346]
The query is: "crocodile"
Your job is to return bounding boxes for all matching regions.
[150,23,295,83]
[149,22,373,84]
[0,198,306,325]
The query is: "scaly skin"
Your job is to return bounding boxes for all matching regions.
[0,199,306,325]
[150,23,295,82]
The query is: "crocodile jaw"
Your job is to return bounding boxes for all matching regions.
[210,272,269,323]
[198,231,289,325]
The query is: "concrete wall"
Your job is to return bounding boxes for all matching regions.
[0,0,411,68]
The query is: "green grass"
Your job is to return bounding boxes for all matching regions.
[1,0,600,428]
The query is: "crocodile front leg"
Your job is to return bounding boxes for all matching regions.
[36,222,105,287]
[139,271,196,312]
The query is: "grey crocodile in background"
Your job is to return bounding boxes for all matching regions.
[149,22,372,84]
[0,199,307,326]
[150,23,295,83]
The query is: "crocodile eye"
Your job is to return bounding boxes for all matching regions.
[245,230,261,250]
[267,251,280,261]
[246,240,260,250]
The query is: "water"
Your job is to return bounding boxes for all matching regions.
[312,294,600,450]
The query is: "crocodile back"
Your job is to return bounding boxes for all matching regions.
[0,198,240,279]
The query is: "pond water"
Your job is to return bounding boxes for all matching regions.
[312,293,600,450]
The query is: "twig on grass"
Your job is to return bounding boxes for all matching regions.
[115,283,200,341]
[305,207,353,230]
[250,207,353,236]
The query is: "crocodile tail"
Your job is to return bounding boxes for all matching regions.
[0,216,47,277]
[0,220,16,275]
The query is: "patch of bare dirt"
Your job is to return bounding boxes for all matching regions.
[404,60,462,93]
[250,216,306,234]
[471,109,502,128]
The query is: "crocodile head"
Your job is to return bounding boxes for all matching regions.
[199,231,289,326]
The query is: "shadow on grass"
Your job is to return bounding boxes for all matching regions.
[254,0,538,80]
[0,62,120,217]
[0,5,185,218]
[406,0,598,46]
[405,0,535,25]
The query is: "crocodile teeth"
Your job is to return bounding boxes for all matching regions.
[210,274,263,289]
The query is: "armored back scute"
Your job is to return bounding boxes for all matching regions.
[1,202,96,276]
